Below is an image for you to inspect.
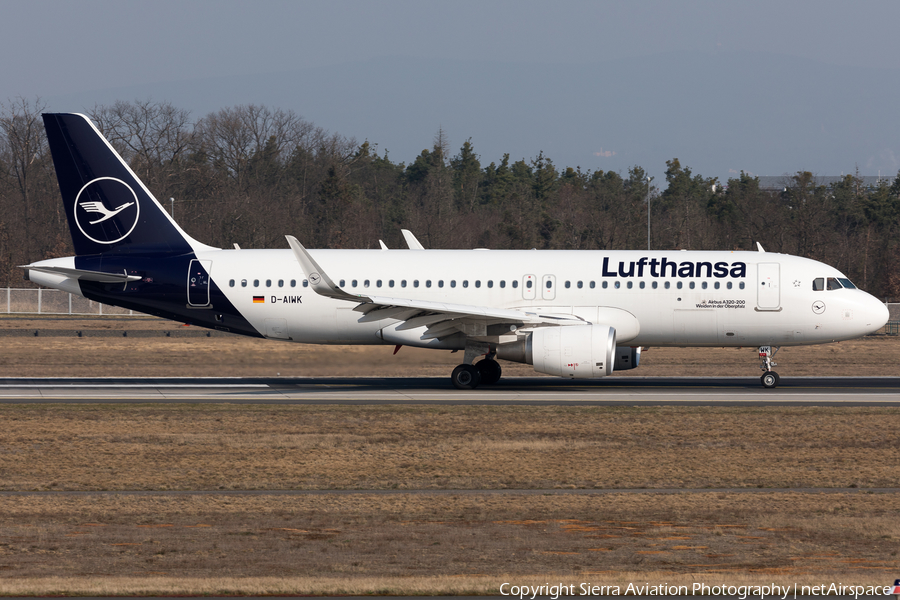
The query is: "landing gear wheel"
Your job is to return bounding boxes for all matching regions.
[760,371,780,389]
[476,359,502,385]
[451,364,481,390]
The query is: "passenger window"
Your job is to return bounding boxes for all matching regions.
[389,280,395,288]
[639,281,645,289]
[701,282,707,289]
[664,281,671,289]
[340,279,345,287]
[526,280,533,289]
[278,279,284,287]
[266,280,271,287]
[589,281,595,289]
[290,280,296,287]
[614,281,621,289]
[739,282,745,289]
[303,280,308,287]
[229,279,235,287]
[352,280,358,288]
[677,282,683,289]
[577,281,583,289]
[401,280,407,288]
[512,280,518,288]
[546,280,552,289]
[254,279,260,287]
[462,280,468,288]
[426,280,432,288]
[564,281,571,289]
[241,279,247,287]
[451,280,456,288]
[377,280,383,288]
[364,280,370,288]
[652,281,658,289]
[727,281,732,290]
[413,280,419,288]
[498,280,504,288]
[827,277,842,290]
[475,280,481,288]
[688,282,695,289]
[439,280,444,288]
[714,282,719,289]
[602,281,608,289]
[627,281,633,289]
[487,280,493,288]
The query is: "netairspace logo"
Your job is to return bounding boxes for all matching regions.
[499,581,894,599]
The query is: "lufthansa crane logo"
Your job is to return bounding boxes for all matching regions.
[308,273,321,285]
[74,177,140,245]
[812,300,826,314]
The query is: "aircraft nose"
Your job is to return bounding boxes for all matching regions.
[866,296,890,331]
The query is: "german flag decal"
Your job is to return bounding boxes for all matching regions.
[252,296,265,303]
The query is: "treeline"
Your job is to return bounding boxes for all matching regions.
[2,98,899,298]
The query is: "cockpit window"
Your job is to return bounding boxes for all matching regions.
[812,278,824,291]
[838,278,857,289]
[827,277,842,290]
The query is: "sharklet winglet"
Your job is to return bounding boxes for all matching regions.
[285,235,372,303]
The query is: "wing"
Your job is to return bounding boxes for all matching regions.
[285,235,583,342]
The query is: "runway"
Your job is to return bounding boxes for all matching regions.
[1,376,899,405]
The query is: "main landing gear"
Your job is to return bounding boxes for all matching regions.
[451,341,502,390]
[758,345,780,389]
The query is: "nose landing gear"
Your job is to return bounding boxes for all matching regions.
[758,345,780,388]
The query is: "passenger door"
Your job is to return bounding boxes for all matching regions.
[757,263,780,310]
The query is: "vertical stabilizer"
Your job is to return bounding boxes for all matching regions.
[42,113,214,256]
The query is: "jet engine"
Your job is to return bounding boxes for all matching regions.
[514,324,617,378]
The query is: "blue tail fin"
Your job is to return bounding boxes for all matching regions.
[42,113,210,256]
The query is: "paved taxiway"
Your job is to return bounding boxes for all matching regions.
[1,376,899,405]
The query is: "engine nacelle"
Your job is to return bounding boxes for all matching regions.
[613,346,642,371]
[528,324,616,379]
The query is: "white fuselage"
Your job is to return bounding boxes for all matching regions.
[194,248,887,348]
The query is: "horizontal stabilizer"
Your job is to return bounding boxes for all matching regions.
[21,265,141,283]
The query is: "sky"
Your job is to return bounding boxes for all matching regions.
[3,0,900,186]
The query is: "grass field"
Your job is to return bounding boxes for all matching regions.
[0,317,898,594]
[1,492,898,594]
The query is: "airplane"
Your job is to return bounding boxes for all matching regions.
[22,113,890,389]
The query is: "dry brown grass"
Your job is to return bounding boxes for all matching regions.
[0,315,899,377]
[1,317,899,594]
[0,493,897,593]
[1,405,899,491]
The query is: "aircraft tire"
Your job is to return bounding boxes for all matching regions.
[760,371,780,389]
[476,359,502,385]
[451,364,481,390]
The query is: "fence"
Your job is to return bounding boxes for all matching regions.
[2,288,139,316]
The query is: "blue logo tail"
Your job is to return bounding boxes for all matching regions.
[42,113,211,257]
